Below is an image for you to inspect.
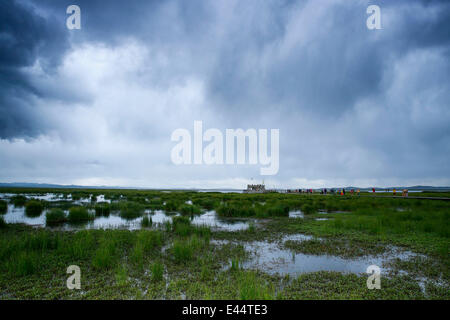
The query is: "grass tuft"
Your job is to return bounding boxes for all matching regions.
[45,208,66,224]
[94,203,110,217]
[25,200,44,217]
[0,216,6,228]
[141,215,152,228]
[151,261,164,282]
[0,200,7,214]
[68,206,94,222]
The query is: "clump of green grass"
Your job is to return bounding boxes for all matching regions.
[141,215,152,228]
[247,222,256,233]
[238,271,274,300]
[58,230,95,259]
[136,230,163,251]
[19,231,59,251]
[131,231,163,268]
[148,198,163,210]
[130,242,144,268]
[172,216,191,236]
[172,235,207,263]
[151,261,164,282]
[94,202,110,217]
[45,208,66,224]
[178,204,201,215]
[0,216,6,228]
[301,203,316,215]
[230,258,240,271]
[115,264,128,286]
[192,198,217,210]
[8,251,41,276]
[193,225,211,240]
[172,239,193,262]
[217,202,256,217]
[0,200,7,214]
[25,200,44,217]
[217,201,289,218]
[92,238,116,270]
[164,200,181,212]
[119,201,144,219]
[265,204,289,217]
[11,195,27,207]
[170,216,211,239]
[68,206,94,222]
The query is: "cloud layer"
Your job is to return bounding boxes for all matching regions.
[1,0,449,188]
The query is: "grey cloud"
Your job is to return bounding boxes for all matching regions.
[0,0,70,138]
[0,0,449,187]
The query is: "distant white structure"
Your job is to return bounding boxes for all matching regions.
[244,184,266,193]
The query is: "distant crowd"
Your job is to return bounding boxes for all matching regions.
[285,188,409,197]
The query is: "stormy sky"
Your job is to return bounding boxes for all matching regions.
[0,0,449,189]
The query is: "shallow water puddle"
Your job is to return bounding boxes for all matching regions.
[216,234,416,277]
[3,204,46,226]
[0,192,65,202]
[190,210,252,231]
[288,210,304,218]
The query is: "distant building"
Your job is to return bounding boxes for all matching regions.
[244,184,266,193]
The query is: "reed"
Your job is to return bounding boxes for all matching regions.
[25,200,44,217]
[0,200,7,214]
[68,206,94,222]
[45,208,66,224]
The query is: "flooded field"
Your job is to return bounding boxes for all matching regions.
[0,193,252,232]
[0,189,448,299]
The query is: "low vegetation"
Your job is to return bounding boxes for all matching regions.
[68,207,94,222]
[0,188,448,299]
[45,208,66,224]
[94,203,110,217]
[0,200,7,214]
[25,200,44,217]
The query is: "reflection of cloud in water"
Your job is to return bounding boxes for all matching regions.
[216,234,416,277]
[289,210,304,218]
[149,210,176,224]
[2,194,250,232]
[191,210,250,231]
[3,204,46,226]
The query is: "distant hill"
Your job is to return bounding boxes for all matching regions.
[0,182,105,189]
[0,182,242,192]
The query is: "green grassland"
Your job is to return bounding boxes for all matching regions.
[0,188,448,299]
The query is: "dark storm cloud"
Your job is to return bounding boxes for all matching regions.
[0,0,69,138]
[2,0,449,135]
[16,0,449,119]
[205,0,450,118]
[0,0,449,187]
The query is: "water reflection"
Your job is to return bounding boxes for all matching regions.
[1,194,252,232]
[190,210,251,231]
[289,210,304,218]
[216,234,416,276]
